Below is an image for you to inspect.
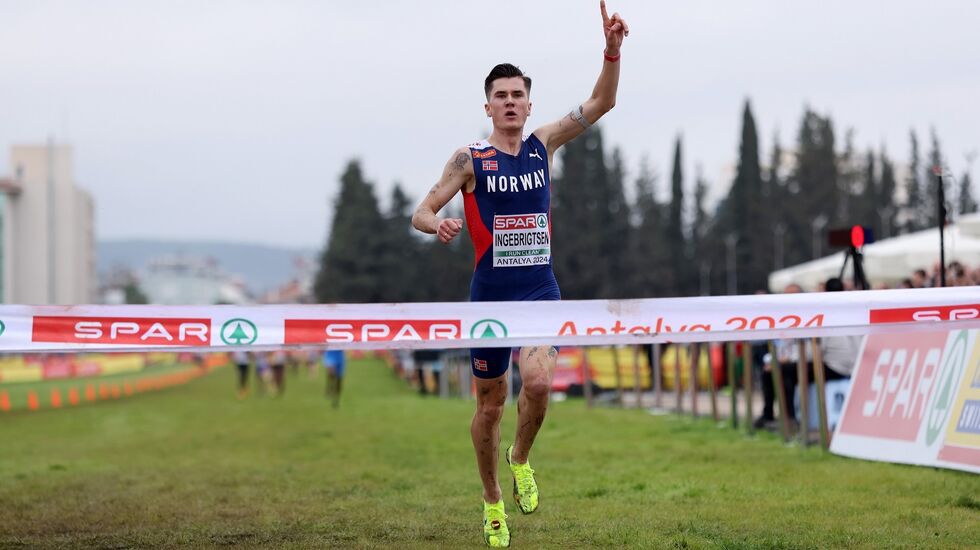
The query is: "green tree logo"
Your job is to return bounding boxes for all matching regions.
[470,319,508,339]
[537,214,547,228]
[220,318,258,345]
[0,319,5,337]
[925,331,968,445]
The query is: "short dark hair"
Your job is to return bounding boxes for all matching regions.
[484,63,531,98]
[825,277,844,292]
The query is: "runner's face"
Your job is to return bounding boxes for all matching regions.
[485,77,531,131]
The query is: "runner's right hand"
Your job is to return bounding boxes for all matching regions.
[437,218,463,244]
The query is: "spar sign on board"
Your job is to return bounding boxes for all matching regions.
[937,330,980,467]
[831,329,980,474]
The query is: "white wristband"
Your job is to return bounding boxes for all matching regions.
[570,105,591,130]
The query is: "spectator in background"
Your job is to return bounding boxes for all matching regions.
[911,269,928,288]
[819,278,862,380]
[232,350,251,400]
[817,277,862,430]
[323,349,346,409]
[952,263,972,286]
[255,352,271,396]
[268,350,286,396]
[413,349,442,396]
[754,283,809,430]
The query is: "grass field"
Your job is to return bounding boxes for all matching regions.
[1,357,978,549]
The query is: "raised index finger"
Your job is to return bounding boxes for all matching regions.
[600,0,610,25]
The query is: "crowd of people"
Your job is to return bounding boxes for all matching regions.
[754,260,978,431]
[231,349,346,406]
[894,261,980,288]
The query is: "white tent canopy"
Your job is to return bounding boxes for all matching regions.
[768,212,980,291]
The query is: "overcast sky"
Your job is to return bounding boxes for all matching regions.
[2,1,978,249]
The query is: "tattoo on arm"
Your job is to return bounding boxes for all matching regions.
[448,152,469,177]
[548,347,558,359]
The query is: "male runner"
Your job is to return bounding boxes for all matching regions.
[412,2,628,546]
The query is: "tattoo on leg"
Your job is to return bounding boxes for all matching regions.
[547,347,557,358]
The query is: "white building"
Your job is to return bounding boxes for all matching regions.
[140,256,249,305]
[0,142,96,304]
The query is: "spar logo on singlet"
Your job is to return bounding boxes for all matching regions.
[492,213,550,268]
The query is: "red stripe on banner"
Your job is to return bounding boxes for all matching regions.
[869,304,980,324]
[937,444,980,467]
[32,316,212,346]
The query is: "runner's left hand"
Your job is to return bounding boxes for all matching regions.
[600,1,629,54]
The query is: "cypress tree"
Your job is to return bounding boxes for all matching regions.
[878,149,899,238]
[903,130,924,232]
[601,148,632,298]
[858,150,878,234]
[691,166,711,295]
[786,108,838,264]
[958,171,977,215]
[551,126,609,299]
[314,160,386,303]
[924,128,945,227]
[713,100,765,293]
[379,184,421,302]
[666,136,686,295]
[627,160,671,297]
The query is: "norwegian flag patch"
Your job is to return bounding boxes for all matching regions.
[474,358,488,371]
[482,160,498,171]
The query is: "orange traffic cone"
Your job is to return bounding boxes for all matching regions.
[0,390,10,412]
[50,388,63,408]
[27,391,39,411]
[68,387,80,406]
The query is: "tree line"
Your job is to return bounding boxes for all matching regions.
[314,101,977,302]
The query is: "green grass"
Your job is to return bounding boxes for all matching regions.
[0,358,977,549]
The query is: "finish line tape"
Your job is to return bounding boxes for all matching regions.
[0,287,977,352]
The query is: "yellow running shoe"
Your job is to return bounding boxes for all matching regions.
[506,445,539,514]
[483,500,510,547]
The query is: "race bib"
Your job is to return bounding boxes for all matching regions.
[492,213,551,268]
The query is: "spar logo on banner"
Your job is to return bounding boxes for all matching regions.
[283,319,461,344]
[869,303,980,324]
[220,318,258,345]
[471,319,508,339]
[922,331,971,446]
[838,331,950,441]
[32,316,211,346]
